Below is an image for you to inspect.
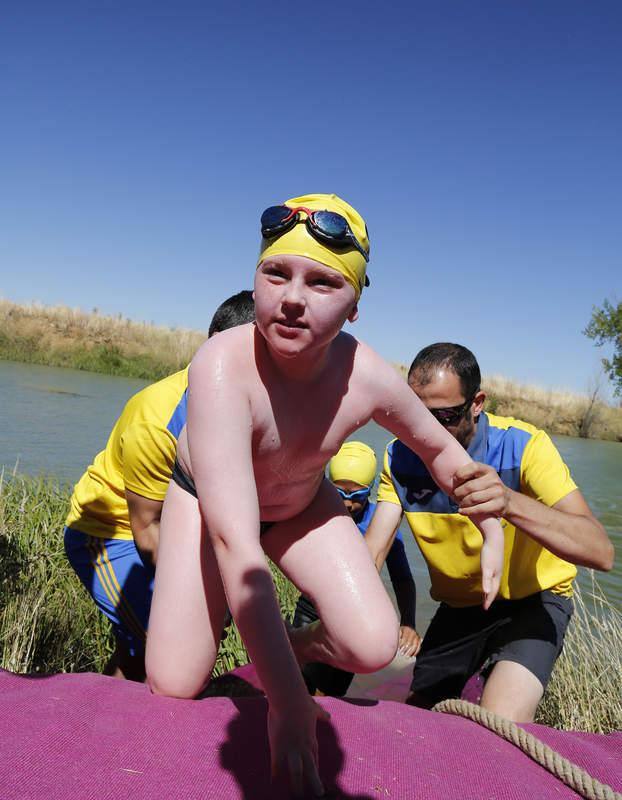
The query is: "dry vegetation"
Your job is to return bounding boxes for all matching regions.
[537,576,622,733]
[0,299,206,380]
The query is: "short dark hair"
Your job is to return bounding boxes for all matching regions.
[208,290,255,338]
[408,343,481,400]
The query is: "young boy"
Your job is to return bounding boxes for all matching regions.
[145,194,504,797]
[293,441,419,696]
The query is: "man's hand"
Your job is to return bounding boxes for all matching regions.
[453,462,511,519]
[398,625,421,658]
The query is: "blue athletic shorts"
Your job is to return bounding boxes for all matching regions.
[64,527,155,657]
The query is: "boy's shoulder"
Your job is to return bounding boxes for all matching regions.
[344,335,406,389]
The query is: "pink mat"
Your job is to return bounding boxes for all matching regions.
[0,668,620,799]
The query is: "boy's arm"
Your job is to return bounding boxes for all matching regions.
[365,351,504,608]
[186,345,325,795]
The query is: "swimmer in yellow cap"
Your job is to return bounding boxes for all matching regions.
[147,193,504,797]
[293,442,419,697]
[258,193,370,299]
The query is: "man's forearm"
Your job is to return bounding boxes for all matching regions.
[505,490,613,570]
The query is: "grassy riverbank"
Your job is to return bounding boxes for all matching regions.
[1,473,620,733]
[2,299,622,440]
[0,299,205,380]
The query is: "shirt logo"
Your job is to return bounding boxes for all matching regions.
[412,488,434,501]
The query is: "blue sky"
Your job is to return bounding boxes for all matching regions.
[2,1,621,396]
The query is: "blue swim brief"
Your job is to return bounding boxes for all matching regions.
[64,526,155,657]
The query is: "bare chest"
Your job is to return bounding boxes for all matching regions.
[250,383,370,487]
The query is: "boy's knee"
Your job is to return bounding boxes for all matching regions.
[146,666,209,700]
[341,621,398,674]
[360,628,399,673]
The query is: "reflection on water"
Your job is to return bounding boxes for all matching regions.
[1,360,620,626]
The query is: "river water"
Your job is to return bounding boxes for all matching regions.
[1,360,620,626]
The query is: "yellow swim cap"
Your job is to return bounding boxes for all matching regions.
[257,193,369,300]
[329,441,377,488]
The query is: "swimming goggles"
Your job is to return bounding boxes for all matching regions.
[336,485,372,503]
[428,396,475,427]
[261,205,370,264]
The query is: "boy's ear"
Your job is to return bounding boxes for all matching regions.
[347,303,359,323]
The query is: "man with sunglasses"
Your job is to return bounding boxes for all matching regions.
[292,441,418,697]
[365,342,614,723]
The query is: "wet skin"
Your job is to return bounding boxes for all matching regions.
[146,255,504,796]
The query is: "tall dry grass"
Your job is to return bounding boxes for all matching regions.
[482,374,622,442]
[537,576,622,733]
[0,299,206,380]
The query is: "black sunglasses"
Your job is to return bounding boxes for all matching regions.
[261,205,370,265]
[428,396,475,427]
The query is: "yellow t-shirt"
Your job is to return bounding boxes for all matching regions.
[65,368,189,540]
[377,413,578,606]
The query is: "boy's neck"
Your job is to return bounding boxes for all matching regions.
[259,337,335,384]
[269,347,332,383]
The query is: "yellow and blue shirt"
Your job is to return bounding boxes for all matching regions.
[377,413,578,607]
[65,368,189,540]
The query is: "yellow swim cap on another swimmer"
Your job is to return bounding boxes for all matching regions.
[329,441,377,488]
[257,193,370,300]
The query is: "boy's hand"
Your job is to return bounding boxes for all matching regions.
[452,465,506,610]
[478,518,504,610]
[398,625,421,658]
[268,697,329,798]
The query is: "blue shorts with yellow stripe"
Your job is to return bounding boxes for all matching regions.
[64,527,155,657]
